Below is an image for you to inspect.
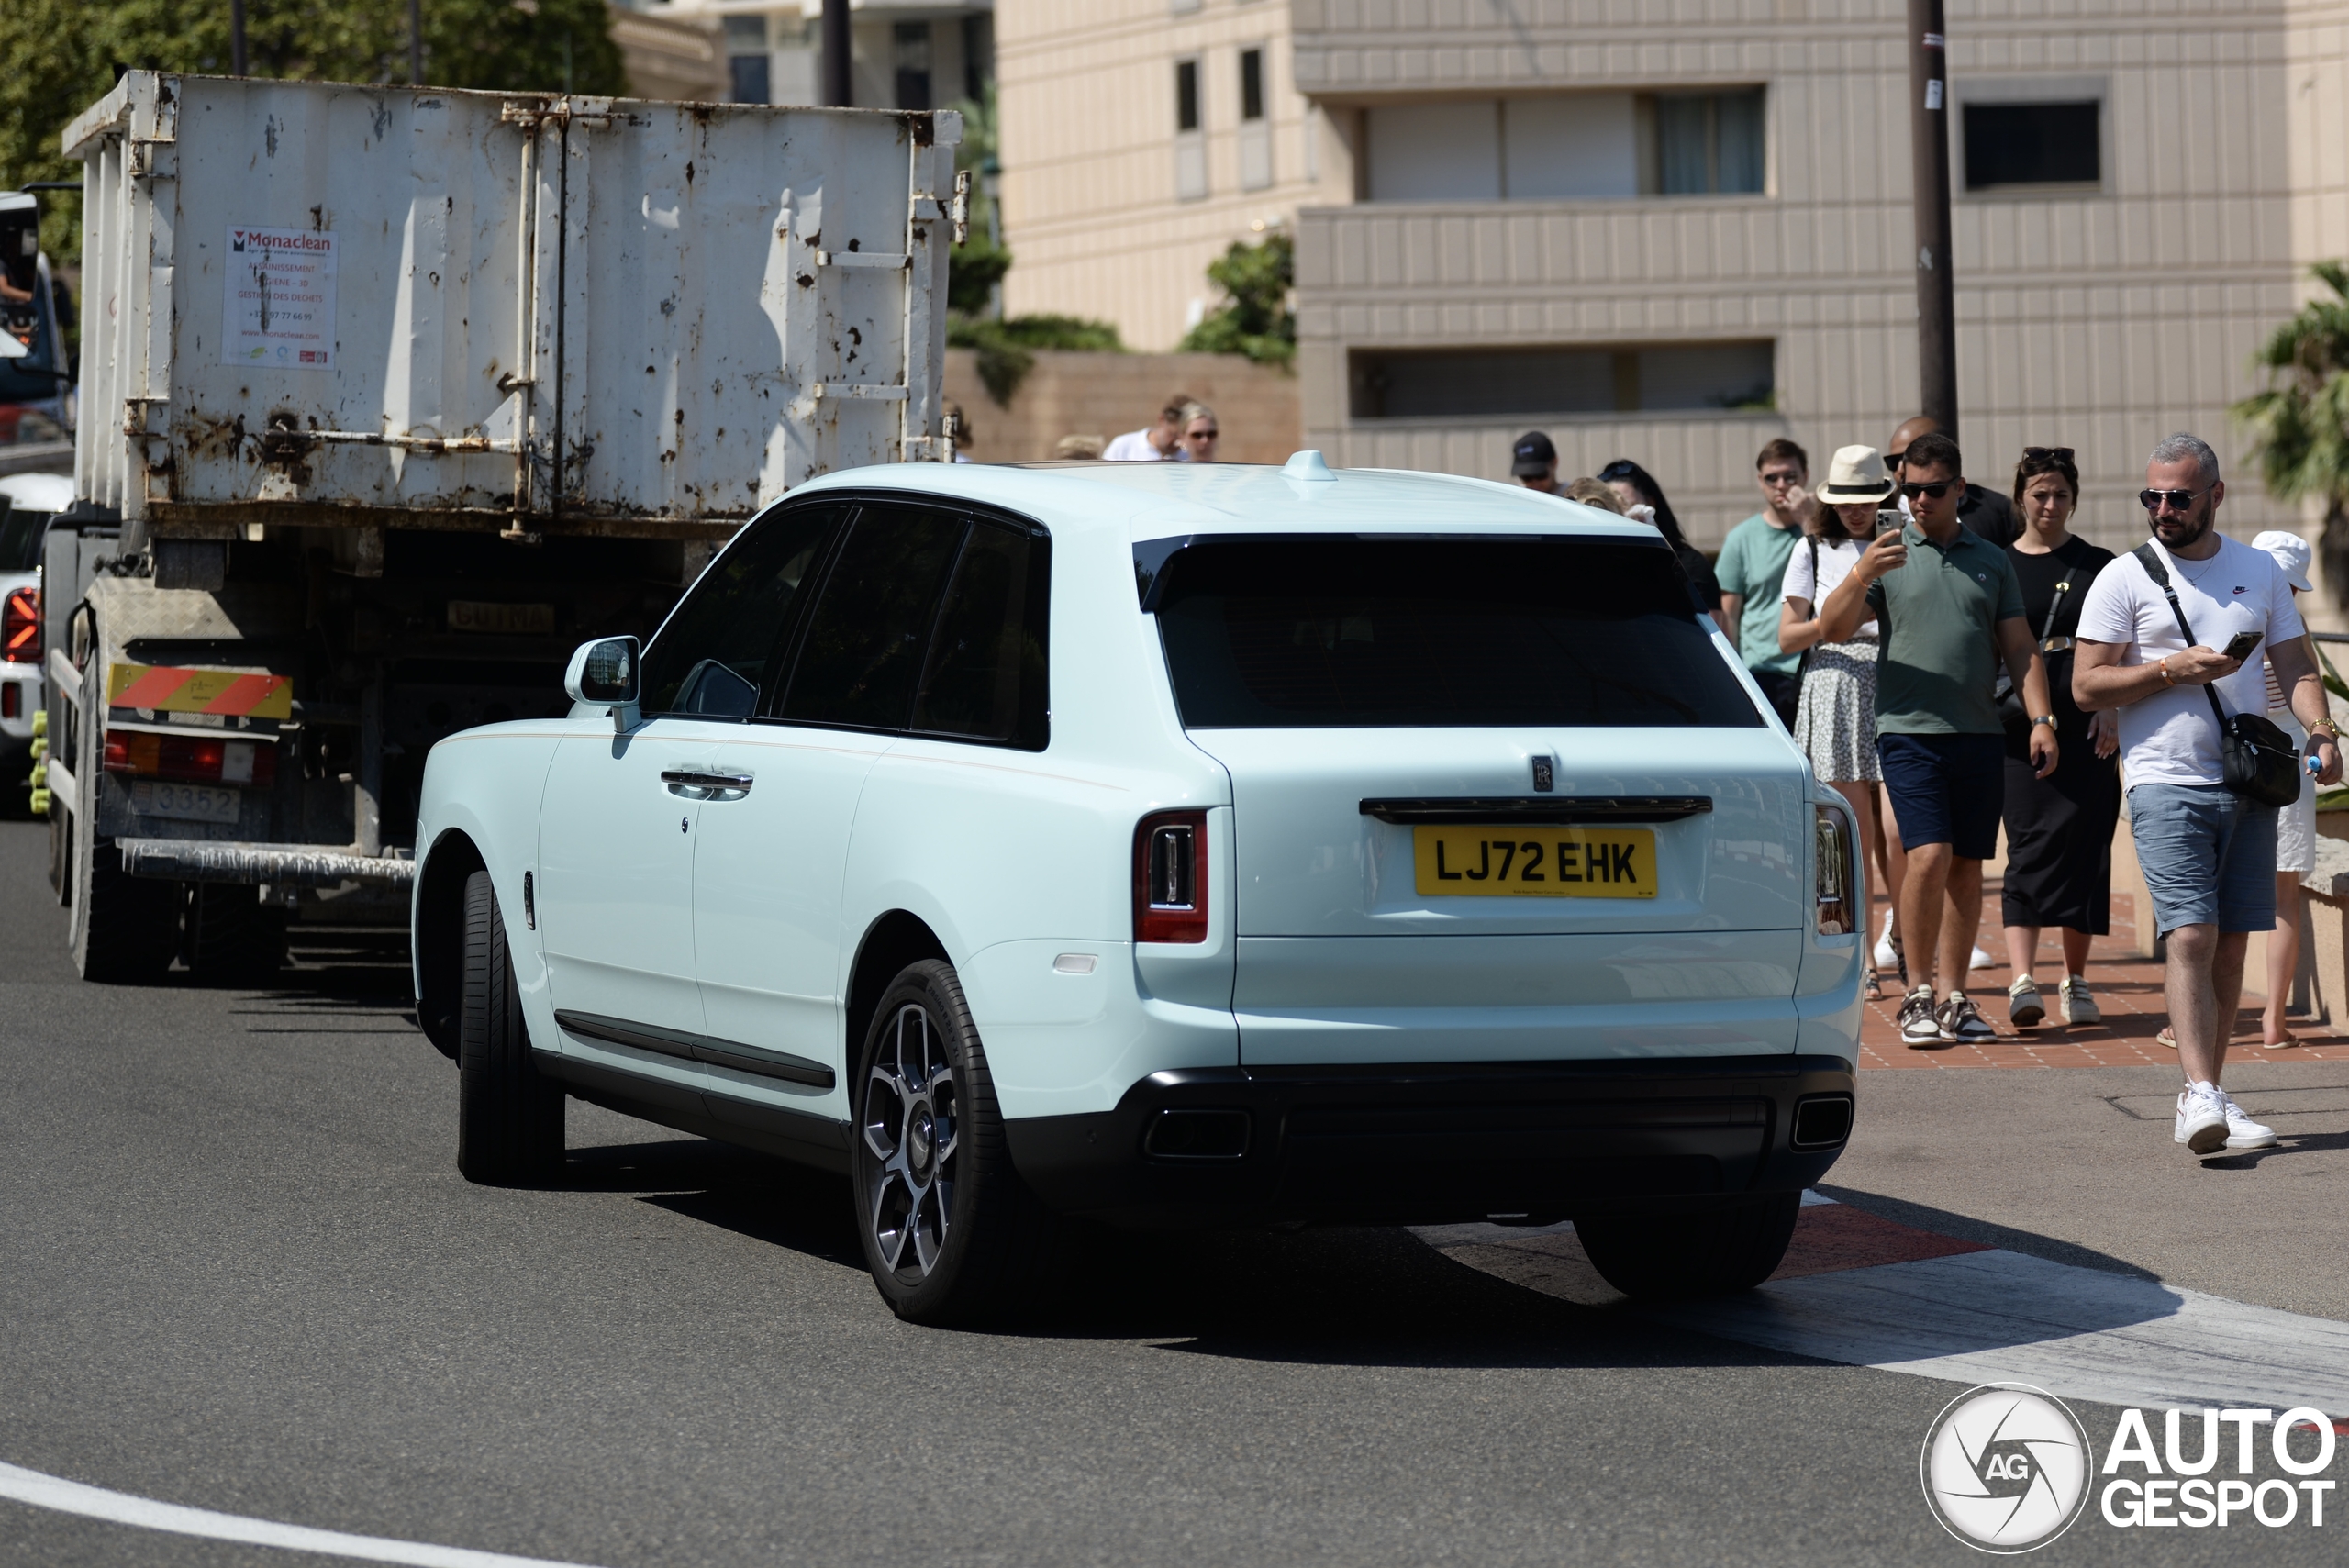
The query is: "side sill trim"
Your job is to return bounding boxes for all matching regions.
[552,1007,837,1089]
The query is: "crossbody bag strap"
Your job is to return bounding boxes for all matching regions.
[2038,573,2073,646]
[2132,542,2231,729]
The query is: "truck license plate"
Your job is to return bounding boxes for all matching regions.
[131,780,241,824]
[1413,826,1655,898]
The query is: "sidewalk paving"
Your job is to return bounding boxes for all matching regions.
[1856,879,2349,1069]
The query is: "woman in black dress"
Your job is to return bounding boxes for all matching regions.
[1601,459,1729,637]
[1998,448,2121,1029]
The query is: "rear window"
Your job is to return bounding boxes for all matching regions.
[1151,536,1761,729]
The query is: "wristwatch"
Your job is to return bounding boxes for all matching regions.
[2311,718,2342,741]
[2031,715,2056,728]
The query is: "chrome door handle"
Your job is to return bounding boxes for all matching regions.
[662,769,754,800]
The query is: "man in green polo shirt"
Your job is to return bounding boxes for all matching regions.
[1818,432,2057,1046]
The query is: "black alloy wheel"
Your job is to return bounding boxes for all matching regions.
[852,959,1054,1325]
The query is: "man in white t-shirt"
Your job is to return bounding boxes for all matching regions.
[2075,432,2342,1159]
[1102,395,1195,462]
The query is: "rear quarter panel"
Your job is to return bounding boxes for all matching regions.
[843,506,1239,1120]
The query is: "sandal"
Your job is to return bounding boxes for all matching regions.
[2156,1028,2178,1050]
[2263,1031,2300,1051]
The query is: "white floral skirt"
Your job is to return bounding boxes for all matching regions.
[1792,639,1881,783]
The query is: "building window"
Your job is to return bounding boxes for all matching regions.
[1650,90,1765,195]
[1238,48,1271,190]
[1347,342,1776,421]
[1362,91,1764,202]
[1174,58,1206,200]
[1963,101,2100,190]
[894,21,932,112]
[724,14,769,105]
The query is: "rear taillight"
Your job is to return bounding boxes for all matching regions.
[103,730,278,788]
[1,587,37,664]
[1134,810,1209,943]
[1814,803,1855,935]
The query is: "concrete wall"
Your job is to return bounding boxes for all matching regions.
[941,348,1300,463]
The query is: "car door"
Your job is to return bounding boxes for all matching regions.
[692,502,972,1122]
[537,502,847,1095]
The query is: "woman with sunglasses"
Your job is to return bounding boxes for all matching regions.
[1599,459,1729,635]
[1998,447,2120,1029]
[1777,445,1905,995]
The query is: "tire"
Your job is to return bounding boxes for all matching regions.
[1575,1192,1802,1300]
[69,833,180,984]
[49,801,70,905]
[852,959,1056,1325]
[184,883,287,984]
[456,869,563,1185]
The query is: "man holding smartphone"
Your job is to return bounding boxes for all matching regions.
[1816,433,2056,1045]
[2074,433,2342,1158]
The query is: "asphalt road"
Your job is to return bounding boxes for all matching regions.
[1,818,2340,1568]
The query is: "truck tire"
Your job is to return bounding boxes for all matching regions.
[69,836,180,984]
[49,803,70,905]
[851,959,1057,1326]
[1575,1192,1801,1300]
[185,884,287,984]
[456,869,563,1185]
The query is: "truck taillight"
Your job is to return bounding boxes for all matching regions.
[103,730,277,788]
[1,587,37,663]
[1134,810,1209,944]
[1814,804,1856,936]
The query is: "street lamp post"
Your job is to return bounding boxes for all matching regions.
[1908,0,1958,438]
[822,0,852,107]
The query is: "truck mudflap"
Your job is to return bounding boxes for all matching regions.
[117,837,416,890]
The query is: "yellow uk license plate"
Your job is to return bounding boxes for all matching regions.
[1412,826,1656,898]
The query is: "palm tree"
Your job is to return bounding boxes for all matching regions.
[2234,261,2349,596]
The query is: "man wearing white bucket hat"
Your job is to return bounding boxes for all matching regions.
[2253,530,2324,1050]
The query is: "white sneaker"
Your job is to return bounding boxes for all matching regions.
[2059,974,2100,1027]
[2175,1083,2229,1156]
[1969,945,1996,971]
[1873,910,1898,970]
[2217,1089,2278,1151]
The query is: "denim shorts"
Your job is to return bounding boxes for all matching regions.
[1877,732,2006,859]
[2128,783,2278,937]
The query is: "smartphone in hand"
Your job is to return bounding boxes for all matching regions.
[1875,507,1903,535]
[2222,630,2263,662]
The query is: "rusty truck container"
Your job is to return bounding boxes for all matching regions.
[69,71,955,535]
[40,72,961,984]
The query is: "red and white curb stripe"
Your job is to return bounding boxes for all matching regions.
[1419,1193,2349,1413]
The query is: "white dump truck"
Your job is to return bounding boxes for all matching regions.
[39,71,960,981]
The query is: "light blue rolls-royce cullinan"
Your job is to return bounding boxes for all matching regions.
[410,453,1864,1323]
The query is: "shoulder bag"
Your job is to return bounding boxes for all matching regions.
[1994,566,2077,744]
[2132,543,2301,808]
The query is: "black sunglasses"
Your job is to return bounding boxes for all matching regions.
[1597,460,1639,482]
[2022,446,2075,462]
[2140,486,2210,513]
[1898,481,1954,500]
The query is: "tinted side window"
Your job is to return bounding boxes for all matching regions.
[640,505,842,717]
[780,506,966,730]
[910,520,1051,750]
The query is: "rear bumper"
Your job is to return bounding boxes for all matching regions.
[1005,1054,1854,1227]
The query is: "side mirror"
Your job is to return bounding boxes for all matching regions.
[564,637,641,731]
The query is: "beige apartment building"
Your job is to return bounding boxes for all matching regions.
[612,0,993,112]
[997,0,2349,551]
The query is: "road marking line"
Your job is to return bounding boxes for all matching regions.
[0,1461,610,1568]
